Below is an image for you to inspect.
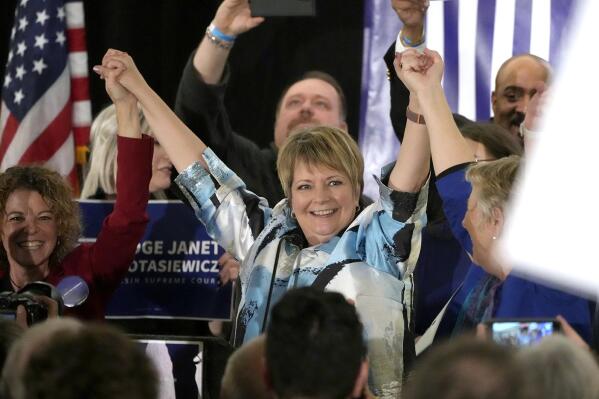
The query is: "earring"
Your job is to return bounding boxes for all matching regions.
[492,236,497,240]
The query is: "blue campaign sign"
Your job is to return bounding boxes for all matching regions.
[79,200,232,320]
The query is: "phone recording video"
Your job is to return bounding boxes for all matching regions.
[489,319,560,347]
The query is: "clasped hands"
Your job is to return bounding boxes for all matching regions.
[92,49,144,104]
[394,48,444,97]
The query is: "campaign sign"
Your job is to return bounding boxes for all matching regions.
[79,200,232,321]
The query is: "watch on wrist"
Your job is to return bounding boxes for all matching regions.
[406,107,425,125]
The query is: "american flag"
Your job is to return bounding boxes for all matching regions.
[0,0,91,190]
[359,0,577,200]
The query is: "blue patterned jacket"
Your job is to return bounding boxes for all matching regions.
[176,148,428,397]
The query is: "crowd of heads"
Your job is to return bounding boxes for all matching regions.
[0,1,591,398]
[0,318,158,399]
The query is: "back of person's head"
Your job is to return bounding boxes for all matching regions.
[0,320,24,370]
[517,335,599,399]
[465,155,521,218]
[220,335,271,399]
[1,318,158,399]
[460,123,523,159]
[404,337,532,399]
[265,287,367,399]
[81,104,150,198]
[277,125,364,200]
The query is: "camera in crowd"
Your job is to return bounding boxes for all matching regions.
[0,282,64,326]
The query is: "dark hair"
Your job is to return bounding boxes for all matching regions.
[404,337,532,399]
[0,166,81,269]
[275,71,347,121]
[460,123,523,159]
[266,287,366,399]
[4,319,158,399]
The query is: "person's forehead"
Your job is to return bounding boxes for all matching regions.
[5,189,50,210]
[497,58,547,90]
[293,159,344,178]
[283,78,339,102]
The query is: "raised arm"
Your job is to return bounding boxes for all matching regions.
[98,57,140,140]
[396,49,474,252]
[387,0,428,143]
[402,49,473,175]
[194,0,264,84]
[85,57,152,290]
[388,51,431,192]
[96,50,207,173]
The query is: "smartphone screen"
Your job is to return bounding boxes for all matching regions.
[490,319,558,346]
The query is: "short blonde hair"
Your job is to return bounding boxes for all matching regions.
[465,155,521,220]
[276,126,363,199]
[81,104,150,198]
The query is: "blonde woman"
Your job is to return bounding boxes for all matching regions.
[396,48,592,341]
[81,105,172,200]
[94,48,431,397]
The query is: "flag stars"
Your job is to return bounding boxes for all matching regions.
[8,50,14,63]
[55,31,66,46]
[15,65,26,80]
[16,41,27,56]
[32,58,47,75]
[34,34,49,50]
[36,9,50,26]
[10,27,16,40]
[14,90,25,105]
[3,74,12,88]
[20,0,30,7]
[57,7,65,21]
[18,16,29,32]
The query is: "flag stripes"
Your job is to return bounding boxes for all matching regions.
[0,0,90,191]
[359,0,576,199]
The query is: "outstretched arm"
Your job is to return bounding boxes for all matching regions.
[194,0,264,84]
[400,49,473,175]
[387,0,428,143]
[95,49,207,173]
[96,58,140,140]
[388,51,431,192]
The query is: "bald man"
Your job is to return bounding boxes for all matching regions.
[492,54,550,136]
[388,1,550,141]
[385,0,549,337]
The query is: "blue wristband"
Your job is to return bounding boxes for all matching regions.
[400,28,425,47]
[208,24,236,43]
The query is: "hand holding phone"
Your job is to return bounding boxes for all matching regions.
[487,318,560,347]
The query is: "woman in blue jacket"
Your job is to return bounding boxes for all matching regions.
[395,48,592,342]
